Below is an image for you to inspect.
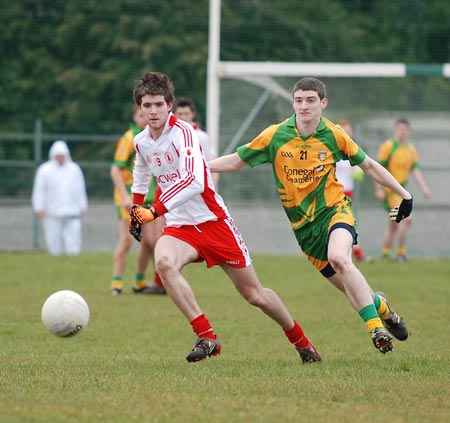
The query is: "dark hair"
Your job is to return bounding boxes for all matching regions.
[396,118,410,126]
[133,72,175,106]
[292,77,327,99]
[173,97,196,112]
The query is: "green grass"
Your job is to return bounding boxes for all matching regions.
[1,253,449,423]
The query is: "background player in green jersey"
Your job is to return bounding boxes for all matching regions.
[375,118,431,262]
[209,77,413,356]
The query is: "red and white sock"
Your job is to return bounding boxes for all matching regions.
[190,314,217,340]
[283,320,308,349]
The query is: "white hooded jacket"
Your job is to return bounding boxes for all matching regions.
[32,140,88,217]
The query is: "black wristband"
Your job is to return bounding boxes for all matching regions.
[149,205,158,218]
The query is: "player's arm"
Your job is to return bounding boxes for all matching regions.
[208,152,247,173]
[359,156,411,199]
[374,177,386,202]
[412,168,431,199]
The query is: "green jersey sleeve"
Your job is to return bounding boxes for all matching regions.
[236,124,282,167]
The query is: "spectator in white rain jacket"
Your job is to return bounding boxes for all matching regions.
[32,140,88,255]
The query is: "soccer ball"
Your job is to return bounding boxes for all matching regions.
[41,290,90,337]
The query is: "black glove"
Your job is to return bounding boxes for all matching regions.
[389,197,413,223]
[128,219,142,242]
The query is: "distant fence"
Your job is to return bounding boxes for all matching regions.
[0,119,118,200]
[1,116,450,257]
[1,200,450,258]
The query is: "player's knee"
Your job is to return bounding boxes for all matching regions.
[120,236,133,251]
[155,254,176,278]
[243,287,270,308]
[238,286,260,306]
[327,251,352,274]
[246,294,263,308]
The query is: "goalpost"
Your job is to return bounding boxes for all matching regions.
[207,0,450,159]
[205,0,450,257]
[206,0,450,207]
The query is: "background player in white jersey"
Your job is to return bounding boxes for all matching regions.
[128,71,321,364]
[173,96,219,188]
[335,119,366,261]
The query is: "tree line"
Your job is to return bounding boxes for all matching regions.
[0,0,449,134]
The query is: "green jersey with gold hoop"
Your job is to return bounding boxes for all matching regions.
[237,115,366,231]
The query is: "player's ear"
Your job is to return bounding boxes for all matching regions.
[321,98,328,110]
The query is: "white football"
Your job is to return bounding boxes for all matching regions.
[41,290,90,337]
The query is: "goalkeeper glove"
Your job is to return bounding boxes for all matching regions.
[129,204,158,224]
[128,219,142,242]
[389,197,413,223]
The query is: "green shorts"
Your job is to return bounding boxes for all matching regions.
[293,198,358,277]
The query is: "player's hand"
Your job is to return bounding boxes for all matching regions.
[129,204,157,224]
[128,219,142,242]
[389,197,413,223]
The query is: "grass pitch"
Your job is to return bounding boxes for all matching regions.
[0,253,449,423]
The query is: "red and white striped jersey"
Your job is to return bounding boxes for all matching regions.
[132,113,229,226]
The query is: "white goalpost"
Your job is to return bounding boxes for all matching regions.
[205,0,450,257]
[206,0,450,157]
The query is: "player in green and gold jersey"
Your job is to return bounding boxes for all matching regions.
[209,77,413,357]
[375,118,431,262]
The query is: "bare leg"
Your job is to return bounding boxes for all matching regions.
[136,223,154,275]
[139,217,166,280]
[113,219,133,277]
[155,232,319,362]
[154,235,203,321]
[222,261,321,363]
[396,216,411,247]
[155,235,294,329]
[327,228,374,310]
[221,264,294,329]
[382,219,398,251]
[327,227,398,357]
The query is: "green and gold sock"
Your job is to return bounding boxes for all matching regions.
[359,304,384,333]
[381,248,391,258]
[374,293,391,320]
[111,276,124,290]
[135,273,147,289]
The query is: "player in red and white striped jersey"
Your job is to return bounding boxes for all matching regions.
[129,71,321,364]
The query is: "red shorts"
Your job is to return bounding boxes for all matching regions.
[162,217,251,268]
